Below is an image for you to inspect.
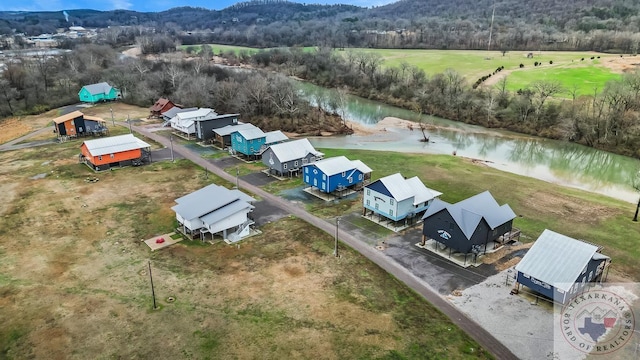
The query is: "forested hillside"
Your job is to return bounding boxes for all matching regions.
[3,0,640,51]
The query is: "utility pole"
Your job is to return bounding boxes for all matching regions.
[488,0,496,52]
[148,261,157,310]
[169,134,174,162]
[334,216,341,257]
[127,114,132,133]
[110,107,114,127]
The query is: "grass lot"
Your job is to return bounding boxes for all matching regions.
[179,43,261,56]
[318,148,640,280]
[504,64,622,95]
[0,137,490,359]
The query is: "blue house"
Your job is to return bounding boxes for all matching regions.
[303,156,372,193]
[230,124,288,158]
[515,229,610,304]
[363,173,442,224]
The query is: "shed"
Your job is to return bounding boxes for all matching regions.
[364,173,442,224]
[80,134,151,171]
[421,191,516,255]
[78,82,120,103]
[262,138,324,177]
[172,184,256,242]
[515,229,610,303]
[149,98,177,118]
[302,156,371,193]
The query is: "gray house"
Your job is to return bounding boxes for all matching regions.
[421,191,516,256]
[515,229,610,303]
[161,107,197,125]
[262,138,324,177]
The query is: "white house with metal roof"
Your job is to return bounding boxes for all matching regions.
[421,191,516,256]
[170,108,218,138]
[302,156,372,194]
[363,173,442,227]
[261,138,324,177]
[514,229,610,303]
[171,184,256,242]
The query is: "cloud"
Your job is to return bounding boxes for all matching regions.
[109,0,133,10]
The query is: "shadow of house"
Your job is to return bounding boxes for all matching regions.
[421,191,516,260]
[514,229,611,304]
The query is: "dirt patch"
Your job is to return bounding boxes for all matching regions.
[601,55,640,73]
[527,191,620,224]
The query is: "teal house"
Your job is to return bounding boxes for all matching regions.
[78,82,120,103]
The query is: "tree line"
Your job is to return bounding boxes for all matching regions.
[235,47,640,158]
[0,44,350,135]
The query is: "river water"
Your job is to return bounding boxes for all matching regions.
[297,82,640,203]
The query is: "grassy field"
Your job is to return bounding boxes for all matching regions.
[0,135,490,359]
[318,148,640,281]
[179,43,261,56]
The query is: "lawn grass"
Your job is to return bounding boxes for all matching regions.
[318,148,640,280]
[179,43,261,56]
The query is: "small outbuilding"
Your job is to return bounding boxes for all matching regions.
[172,184,256,242]
[421,191,516,256]
[302,156,372,194]
[80,134,151,171]
[78,82,120,103]
[262,138,324,177]
[514,229,610,304]
[149,98,177,118]
[363,173,442,228]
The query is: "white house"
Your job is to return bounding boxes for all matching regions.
[170,108,218,138]
[363,173,442,226]
[171,184,256,242]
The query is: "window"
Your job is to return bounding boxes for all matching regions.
[366,200,370,206]
[348,177,353,183]
[110,153,115,159]
[342,171,346,177]
[390,209,394,216]
[366,189,370,195]
[294,161,298,166]
[305,175,309,183]
[358,174,362,180]
[305,168,308,173]
[283,163,287,169]
[321,182,325,189]
[98,155,102,160]
[375,203,379,210]
[322,174,326,180]
[314,179,317,186]
[390,199,394,205]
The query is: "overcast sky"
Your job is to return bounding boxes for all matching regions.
[0,0,397,12]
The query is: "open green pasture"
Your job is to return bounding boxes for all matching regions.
[180,43,261,56]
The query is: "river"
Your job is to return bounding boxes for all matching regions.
[297,82,640,203]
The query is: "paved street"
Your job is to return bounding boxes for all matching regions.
[129,122,518,360]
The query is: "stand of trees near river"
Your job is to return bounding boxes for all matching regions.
[241,47,640,158]
[0,44,350,136]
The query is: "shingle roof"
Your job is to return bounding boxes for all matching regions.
[372,173,442,204]
[82,82,114,96]
[82,134,150,157]
[515,229,608,292]
[213,123,255,136]
[421,191,516,239]
[264,130,288,144]
[266,138,323,163]
[172,184,255,222]
[53,110,84,124]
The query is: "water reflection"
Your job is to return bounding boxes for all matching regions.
[297,81,640,202]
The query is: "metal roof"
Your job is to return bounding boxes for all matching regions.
[421,191,516,239]
[305,156,356,176]
[213,123,255,136]
[82,115,105,122]
[201,200,254,227]
[264,130,288,144]
[372,173,442,204]
[53,110,83,124]
[237,127,265,140]
[351,160,372,174]
[175,108,217,120]
[515,229,607,292]
[150,98,171,111]
[82,82,114,95]
[161,107,197,119]
[82,134,150,157]
[266,138,323,163]
[172,184,252,221]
